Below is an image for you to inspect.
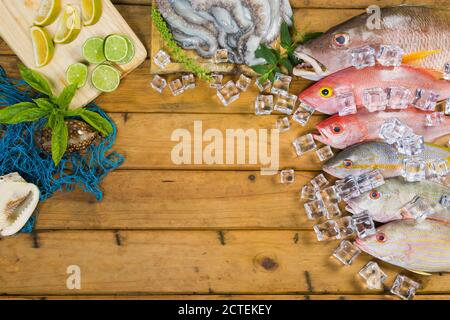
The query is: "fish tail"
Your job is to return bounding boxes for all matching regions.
[402,50,441,65]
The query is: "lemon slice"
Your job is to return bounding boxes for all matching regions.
[30,26,55,67]
[66,63,88,88]
[34,0,61,26]
[54,4,82,44]
[81,0,102,26]
[91,64,121,92]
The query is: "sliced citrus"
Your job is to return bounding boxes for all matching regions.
[30,26,55,67]
[117,36,135,65]
[34,0,61,26]
[54,4,82,44]
[81,0,102,26]
[66,63,88,88]
[91,64,121,93]
[82,37,106,64]
[104,35,128,62]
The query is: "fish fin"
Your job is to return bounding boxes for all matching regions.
[406,269,433,276]
[402,50,441,68]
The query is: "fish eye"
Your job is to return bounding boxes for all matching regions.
[320,87,333,98]
[376,232,387,243]
[343,159,353,168]
[369,190,381,200]
[330,122,344,135]
[333,33,350,47]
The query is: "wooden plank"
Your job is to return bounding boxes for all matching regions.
[0,0,147,109]
[36,170,325,230]
[0,230,448,295]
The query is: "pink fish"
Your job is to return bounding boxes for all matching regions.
[314,108,450,149]
[298,65,450,115]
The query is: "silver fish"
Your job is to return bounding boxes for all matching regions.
[347,177,449,223]
[355,219,450,273]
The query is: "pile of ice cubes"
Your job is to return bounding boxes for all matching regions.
[350,44,404,70]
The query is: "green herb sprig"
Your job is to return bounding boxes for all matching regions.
[251,21,323,83]
[0,64,113,166]
[151,8,212,81]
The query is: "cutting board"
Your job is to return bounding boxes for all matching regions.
[0,0,147,109]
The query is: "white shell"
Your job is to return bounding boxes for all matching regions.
[0,173,40,237]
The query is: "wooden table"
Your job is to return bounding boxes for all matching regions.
[0,0,449,300]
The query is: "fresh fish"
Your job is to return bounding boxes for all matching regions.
[346,177,449,223]
[355,219,450,273]
[314,108,450,149]
[323,141,450,179]
[293,6,450,80]
[0,173,40,237]
[298,65,450,115]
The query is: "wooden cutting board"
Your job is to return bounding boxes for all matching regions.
[0,0,147,109]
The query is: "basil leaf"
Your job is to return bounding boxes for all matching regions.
[46,113,57,129]
[280,22,292,49]
[56,84,78,111]
[6,107,49,124]
[51,115,68,166]
[251,64,272,75]
[301,32,323,44]
[0,102,36,123]
[255,44,278,65]
[280,58,294,74]
[18,64,53,97]
[81,110,113,136]
[65,108,85,117]
[288,52,302,66]
[34,98,55,111]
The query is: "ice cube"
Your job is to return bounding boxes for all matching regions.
[362,87,388,112]
[425,112,444,127]
[376,44,404,67]
[336,216,356,239]
[292,103,315,126]
[399,195,436,222]
[426,159,449,178]
[292,134,317,156]
[390,275,420,300]
[181,74,196,90]
[154,50,171,69]
[445,99,450,116]
[304,199,327,220]
[271,72,292,95]
[396,133,424,156]
[325,204,342,219]
[217,80,240,106]
[275,117,291,132]
[169,78,185,96]
[236,74,252,92]
[444,62,450,81]
[310,173,329,190]
[402,157,426,182]
[412,88,439,111]
[254,95,274,115]
[387,86,411,109]
[280,169,295,184]
[274,93,297,115]
[210,74,223,89]
[317,186,341,206]
[214,49,229,63]
[332,240,361,265]
[440,194,450,208]
[256,77,272,93]
[359,261,387,290]
[379,118,412,145]
[150,75,167,93]
[350,45,376,69]
[336,92,357,116]
[316,145,334,162]
[313,220,340,241]
[301,184,317,201]
[335,176,360,201]
[352,211,376,239]
[356,170,385,193]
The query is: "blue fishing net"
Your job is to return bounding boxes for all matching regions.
[0,66,125,233]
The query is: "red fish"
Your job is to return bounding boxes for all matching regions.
[298,65,450,115]
[314,108,450,149]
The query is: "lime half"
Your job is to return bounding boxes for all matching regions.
[34,0,61,26]
[54,4,82,44]
[104,35,128,62]
[82,37,106,64]
[66,63,88,88]
[81,0,102,26]
[91,64,121,92]
[117,36,135,65]
[30,26,55,67]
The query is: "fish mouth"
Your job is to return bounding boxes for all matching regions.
[293,52,329,81]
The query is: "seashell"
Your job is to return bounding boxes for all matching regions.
[35,120,99,154]
[0,173,40,237]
